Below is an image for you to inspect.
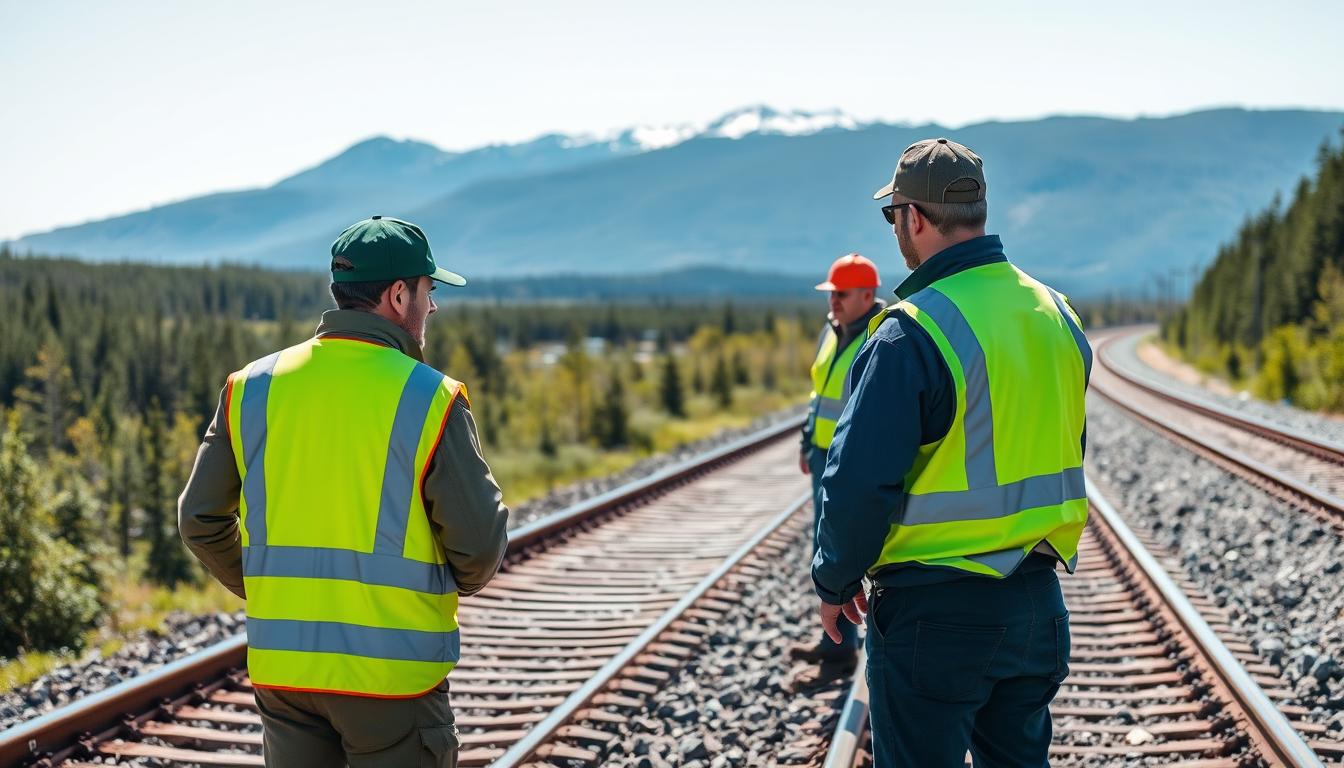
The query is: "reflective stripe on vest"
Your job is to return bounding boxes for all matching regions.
[868,262,1091,579]
[808,325,868,449]
[227,336,465,697]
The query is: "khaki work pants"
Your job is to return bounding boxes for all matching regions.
[253,680,458,768]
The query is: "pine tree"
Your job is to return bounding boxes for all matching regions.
[142,400,197,587]
[50,474,106,591]
[711,354,733,408]
[659,353,686,418]
[595,375,629,449]
[539,416,558,458]
[112,445,133,559]
[14,340,80,455]
[732,350,750,386]
[560,326,591,439]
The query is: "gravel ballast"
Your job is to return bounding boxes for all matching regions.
[595,511,854,768]
[1086,395,1344,738]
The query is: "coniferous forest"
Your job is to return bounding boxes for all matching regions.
[1165,131,1344,409]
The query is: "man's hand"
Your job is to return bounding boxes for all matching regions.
[799,452,811,475]
[819,591,868,644]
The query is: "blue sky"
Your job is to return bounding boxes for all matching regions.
[3,0,1342,240]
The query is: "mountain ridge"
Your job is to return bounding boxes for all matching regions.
[10,106,1343,295]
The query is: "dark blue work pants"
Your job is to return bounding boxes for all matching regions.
[808,445,859,657]
[865,564,1070,767]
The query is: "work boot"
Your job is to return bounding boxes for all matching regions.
[787,639,858,666]
[788,651,859,690]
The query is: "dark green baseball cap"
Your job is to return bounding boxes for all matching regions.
[330,216,466,286]
[872,137,986,204]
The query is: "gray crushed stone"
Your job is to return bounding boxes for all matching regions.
[594,512,854,768]
[1086,395,1344,740]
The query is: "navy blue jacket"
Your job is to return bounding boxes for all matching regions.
[811,235,1082,605]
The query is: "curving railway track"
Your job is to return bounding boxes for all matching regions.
[0,416,810,768]
[1089,328,1344,528]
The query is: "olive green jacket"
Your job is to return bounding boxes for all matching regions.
[178,309,510,599]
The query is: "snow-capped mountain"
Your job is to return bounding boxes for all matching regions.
[14,107,1344,297]
[563,105,870,152]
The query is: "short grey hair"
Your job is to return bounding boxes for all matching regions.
[913,199,988,235]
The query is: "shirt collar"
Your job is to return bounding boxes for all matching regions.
[894,234,1007,300]
[314,309,425,362]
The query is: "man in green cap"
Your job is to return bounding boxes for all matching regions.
[812,140,1091,766]
[179,215,509,768]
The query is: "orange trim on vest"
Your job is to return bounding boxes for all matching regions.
[251,680,441,699]
[222,374,237,441]
[418,386,462,502]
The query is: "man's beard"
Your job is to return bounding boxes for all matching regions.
[398,295,427,348]
[897,222,920,270]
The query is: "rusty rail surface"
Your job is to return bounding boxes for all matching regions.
[1090,328,1344,527]
[1,415,807,767]
[817,478,1336,767]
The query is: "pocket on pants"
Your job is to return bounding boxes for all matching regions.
[1051,613,1071,683]
[912,621,1006,702]
[419,725,459,768]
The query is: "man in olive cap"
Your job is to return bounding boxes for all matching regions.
[179,216,509,767]
[812,140,1091,766]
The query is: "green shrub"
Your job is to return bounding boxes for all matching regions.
[0,416,103,656]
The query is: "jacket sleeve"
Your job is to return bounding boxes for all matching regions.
[811,315,953,604]
[423,399,510,596]
[178,383,246,598]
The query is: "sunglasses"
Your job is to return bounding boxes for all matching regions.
[881,202,924,225]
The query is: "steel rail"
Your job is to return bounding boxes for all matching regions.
[1087,477,1324,767]
[820,648,870,768]
[0,412,806,767]
[491,492,809,767]
[0,636,247,766]
[1091,333,1344,521]
[1097,332,1344,464]
[507,413,805,548]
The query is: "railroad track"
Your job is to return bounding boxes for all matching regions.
[1090,328,1344,528]
[819,478,1339,767]
[0,415,810,767]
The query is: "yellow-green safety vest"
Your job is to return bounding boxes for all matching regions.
[868,261,1092,578]
[808,324,869,450]
[226,335,466,697]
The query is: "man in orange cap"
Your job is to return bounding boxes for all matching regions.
[792,253,885,665]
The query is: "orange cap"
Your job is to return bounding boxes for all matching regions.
[815,253,881,291]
